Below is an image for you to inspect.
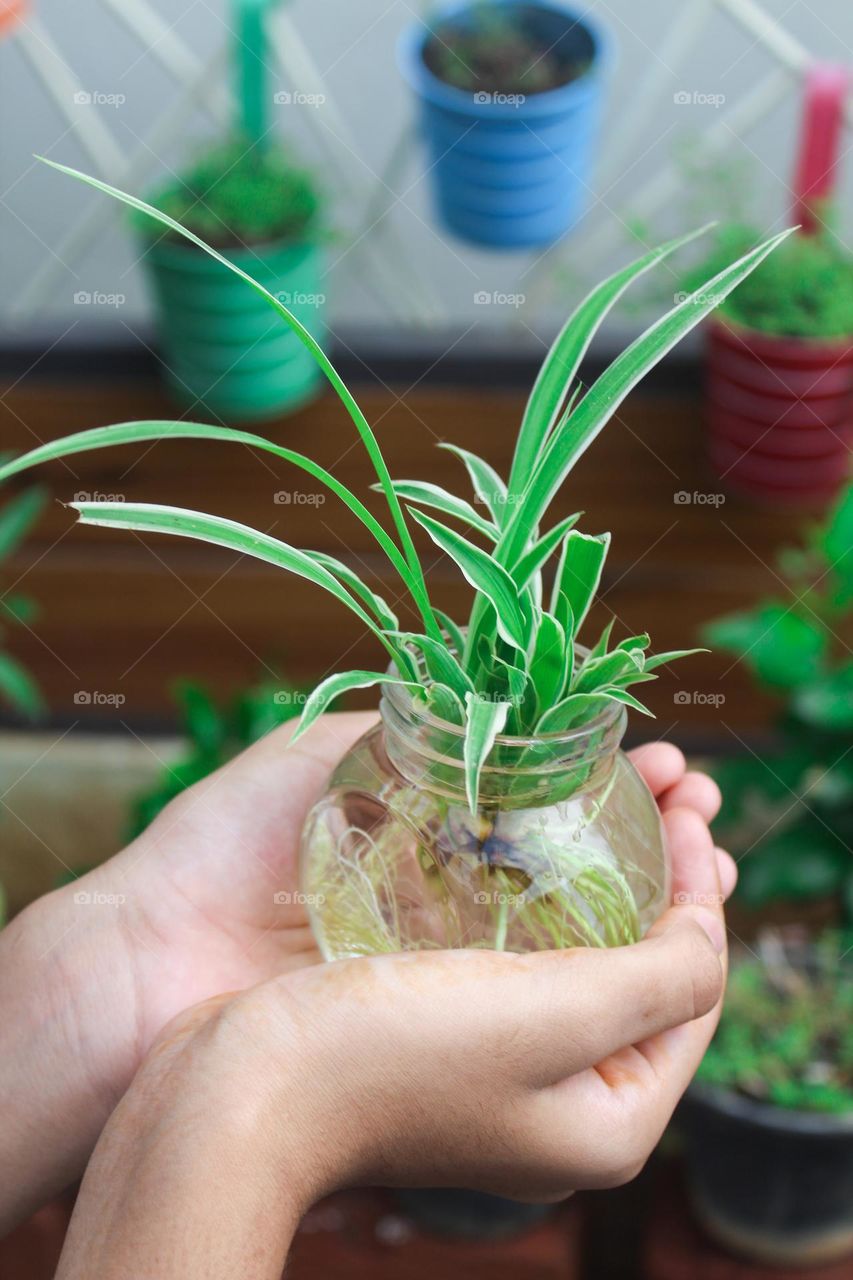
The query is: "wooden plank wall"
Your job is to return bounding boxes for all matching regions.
[0,378,801,747]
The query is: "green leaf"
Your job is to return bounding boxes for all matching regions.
[407,509,527,651]
[0,594,38,626]
[705,605,827,689]
[0,652,43,719]
[587,618,615,661]
[36,158,437,638]
[70,500,407,670]
[510,513,581,589]
[536,691,612,734]
[463,691,509,814]
[793,662,853,732]
[382,479,498,541]
[643,647,706,670]
[307,551,399,631]
[434,608,466,659]
[0,487,47,559]
[175,681,228,756]
[551,531,610,635]
[574,648,643,693]
[499,228,796,568]
[823,485,853,592]
[0,421,437,635]
[600,686,654,716]
[439,444,509,528]
[290,671,422,743]
[424,682,465,723]
[529,612,569,716]
[387,632,473,699]
[508,225,716,496]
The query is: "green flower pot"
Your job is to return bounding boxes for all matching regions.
[141,237,326,421]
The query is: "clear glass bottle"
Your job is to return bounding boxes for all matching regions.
[300,682,670,959]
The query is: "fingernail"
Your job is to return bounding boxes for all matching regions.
[691,907,726,955]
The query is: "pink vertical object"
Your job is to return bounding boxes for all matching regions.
[792,63,849,234]
[703,63,853,508]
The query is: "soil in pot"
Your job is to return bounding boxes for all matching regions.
[138,141,326,421]
[399,2,610,248]
[423,3,589,94]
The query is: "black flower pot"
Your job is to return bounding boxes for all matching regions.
[680,1082,853,1267]
[392,1187,552,1240]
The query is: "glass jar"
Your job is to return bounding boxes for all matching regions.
[300,682,670,960]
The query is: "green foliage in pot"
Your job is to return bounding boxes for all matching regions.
[1,161,792,838]
[423,4,589,93]
[0,486,46,720]
[698,929,853,1114]
[706,487,853,918]
[138,139,321,250]
[682,223,853,339]
[127,677,303,840]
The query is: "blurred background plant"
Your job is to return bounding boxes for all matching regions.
[698,928,853,1113]
[126,674,303,839]
[138,139,322,250]
[682,223,853,339]
[0,486,46,724]
[706,484,853,920]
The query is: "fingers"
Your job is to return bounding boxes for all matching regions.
[628,743,685,797]
[658,772,722,823]
[716,848,737,899]
[662,807,726,934]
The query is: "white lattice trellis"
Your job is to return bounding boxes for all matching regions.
[4,0,852,330]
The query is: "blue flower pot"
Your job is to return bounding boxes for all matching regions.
[399,1,611,249]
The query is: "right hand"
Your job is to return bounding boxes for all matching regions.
[57,798,732,1278]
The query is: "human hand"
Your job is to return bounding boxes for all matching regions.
[1,713,731,1230]
[55,775,732,1278]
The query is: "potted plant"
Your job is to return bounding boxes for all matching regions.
[2,157,790,959]
[682,65,853,505]
[138,2,326,421]
[399,1,611,248]
[685,225,853,506]
[705,484,853,922]
[680,929,853,1266]
[139,140,326,422]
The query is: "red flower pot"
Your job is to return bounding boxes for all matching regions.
[705,317,853,505]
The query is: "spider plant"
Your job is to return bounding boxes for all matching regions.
[0,159,792,812]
